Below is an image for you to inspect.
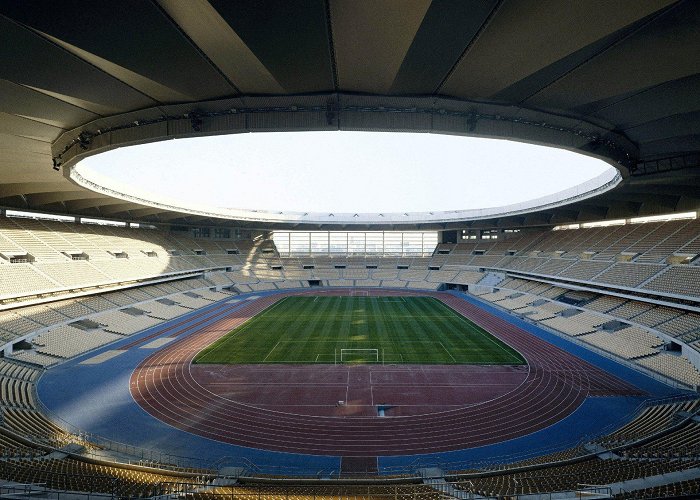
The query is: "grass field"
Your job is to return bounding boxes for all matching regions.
[194,296,525,365]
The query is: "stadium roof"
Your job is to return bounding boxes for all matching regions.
[1,0,699,230]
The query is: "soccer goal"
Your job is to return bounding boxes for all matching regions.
[336,348,380,364]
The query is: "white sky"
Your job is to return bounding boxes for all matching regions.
[76,131,613,213]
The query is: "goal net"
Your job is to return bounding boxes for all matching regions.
[338,348,379,364]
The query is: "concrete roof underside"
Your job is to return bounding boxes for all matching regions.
[0,0,699,231]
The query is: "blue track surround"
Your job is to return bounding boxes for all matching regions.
[36,289,692,475]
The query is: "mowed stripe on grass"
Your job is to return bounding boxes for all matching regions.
[193,296,525,365]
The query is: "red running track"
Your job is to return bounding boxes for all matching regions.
[130,290,643,456]
[190,363,529,417]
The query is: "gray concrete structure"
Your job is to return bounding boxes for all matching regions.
[0,1,698,230]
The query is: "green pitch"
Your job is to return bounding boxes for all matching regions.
[193,296,525,365]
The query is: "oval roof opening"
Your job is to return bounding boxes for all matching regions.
[74,131,617,223]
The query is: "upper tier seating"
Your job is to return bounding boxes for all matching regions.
[0,217,253,303]
[2,215,700,312]
[644,265,700,297]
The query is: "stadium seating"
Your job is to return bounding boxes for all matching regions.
[32,325,122,359]
[655,313,700,338]
[0,278,233,368]
[614,478,700,499]
[644,265,700,297]
[636,354,700,387]
[585,295,628,313]
[0,312,41,342]
[0,263,60,297]
[595,262,665,288]
[598,399,700,448]
[410,219,700,303]
[0,359,39,383]
[0,458,197,497]
[1,215,700,495]
[3,216,699,314]
[380,280,406,288]
[541,311,606,336]
[0,218,251,305]
[440,396,700,493]
[453,456,700,497]
[352,279,381,287]
[479,272,700,386]
[579,328,661,360]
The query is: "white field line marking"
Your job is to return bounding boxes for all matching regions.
[262,340,281,362]
[435,297,521,363]
[440,341,457,363]
[469,322,522,363]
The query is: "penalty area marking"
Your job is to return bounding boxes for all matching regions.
[439,342,457,363]
[262,340,282,362]
[378,297,407,303]
[436,299,523,364]
[465,319,523,364]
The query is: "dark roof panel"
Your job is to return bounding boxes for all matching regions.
[0,0,696,228]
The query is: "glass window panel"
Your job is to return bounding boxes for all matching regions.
[289,232,310,253]
[402,232,423,254]
[383,232,403,255]
[309,232,329,253]
[273,232,290,254]
[275,230,437,256]
[422,233,438,254]
[347,233,365,253]
[329,232,347,253]
[365,233,383,254]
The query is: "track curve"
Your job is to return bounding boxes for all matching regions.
[130,290,641,456]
